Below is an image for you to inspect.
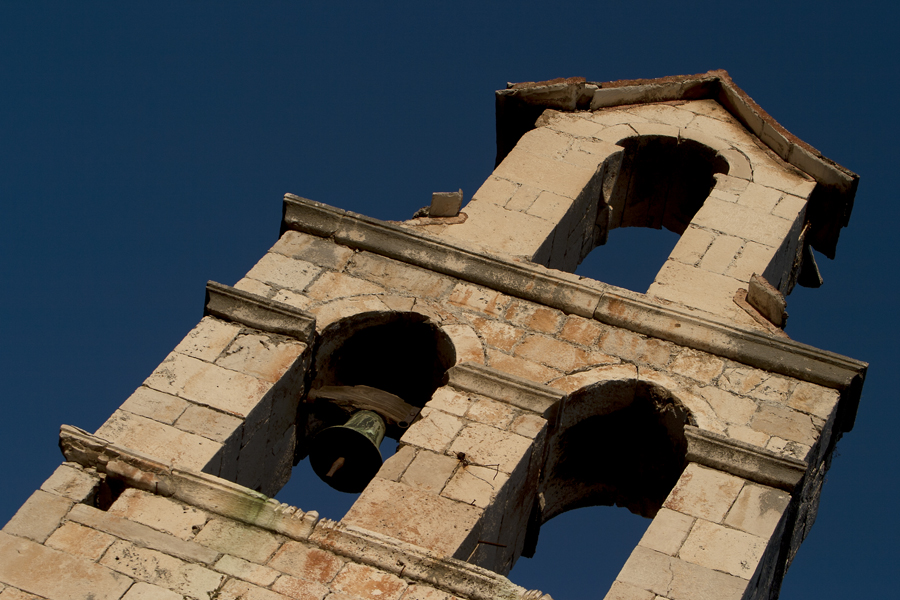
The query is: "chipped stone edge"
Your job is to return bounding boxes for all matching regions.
[57,424,545,600]
[205,280,316,343]
[684,426,807,492]
[58,425,319,541]
[282,195,867,421]
[446,362,564,420]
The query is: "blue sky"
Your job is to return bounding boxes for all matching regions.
[1,3,896,597]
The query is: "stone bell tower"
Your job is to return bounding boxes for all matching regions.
[1,71,865,600]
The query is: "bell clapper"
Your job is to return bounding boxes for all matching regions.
[326,456,346,478]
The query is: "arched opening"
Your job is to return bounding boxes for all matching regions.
[510,379,693,594]
[576,136,728,292]
[276,312,456,518]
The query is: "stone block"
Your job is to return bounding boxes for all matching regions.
[427,387,473,417]
[305,271,385,302]
[271,230,355,270]
[787,381,839,420]
[144,352,272,418]
[590,108,649,127]
[772,192,807,220]
[442,464,509,508]
[175,403,243,443]
[347,252,456,298]
[509,413,546,439]
[216,333,308,384]
[551,363,637,395]
[343,478,481,557]
[604,580,656,600]
[679,519,766,579]
[558,315,604,346]
[330,563,407,600]
[215,554,280,587]
[447,283,512,317]
[442,323,486,365]
[504,301,564,334]
[40,463,99,502]
[120,386,190,425]
[0,532,132,600]
[271,288,313,311]
[638,508,694,556]
[692,197,795,249]
[724,240,776,282]
[448,423,532,475]
[271,575,330,600]
[465,397,517,429]
[401,450,458,493]
[697,386,757,426]
[471,176,518,206]
[504,182,542,212]
[95,410,223,473]
[725,425,770,448]
[193,518,282,564]
[594,123,640,144]
[596,327,674,368]
[649,261,744,319]
[467,316,523,352]
[267,541,344,584]
[668,349,724,384]
[617,546,746,600]
[698,235,743,275]
[246,253,322,293]
[736,183,782,213]
[444,200,556,260]
[122,582,183,600]
[2,490,72,543]
[493,143,598,200]
[401,584,461,600]
[68,503,220,564]
[174,316,242,362]
[376,444,417,481]
[400,409,465,452]
[430,189,463,218]
[751,404,818,447]
[717,148,752,180]
[514,334,616,372]
[309,295,393,330]
[0,589,40,600]
[724,483,790,538]
[45,521,115,560]
[235,277,276,297]
[663,463,744,523]
[108,488,208,541]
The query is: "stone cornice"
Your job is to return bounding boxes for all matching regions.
[205,280,317,343]
[282,194,867,433]
[684,426,808,492]
[57,425,549,600]
[446,362,564,420]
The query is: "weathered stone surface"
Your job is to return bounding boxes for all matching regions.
[45,522,115,561]
[465,398,517,429]
[216,333,307,384]
[617,546,746,600]
[401,450,458,493]
[246,253,322,293]
[120,386,190,425]
[95,410,223,473]
[194,518,282,564]
[0,532,133,600]
[514,334,616,372]
[330,563,407,600]
[271,230,355,270]
[213,557,278,590]
[68,503,220,564]
[267,541,343,584]
[377,445,417,481]
[427,387,473,417]
[109,488,208,541]
[40,463,98,502]
[174,316,242,362]
[604,580,656,600]
[143,352,272,418]
[669,349,724,384]
[448,423,532,475]
[486,349,562,384]
[662,463,744,523]
[442,464,509,508]
[174,403,243,443]
[750,404,818,446]
[401,584,462,600]
[270,574,330,600]
[2,490,72,543]
[121,582,183,600]
[431,190,464,217]
[101,540,223,597]
[679,519,766,579]
[504,301,564,334]
[724,483,790,538]
[343,478,481,557]
[401,409,465,452]
[788,381,839,420]
[347,252,456,299]
[637,508,694,556]
[448,283,510,317]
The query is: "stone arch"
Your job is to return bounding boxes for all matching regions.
[539,377,694,522]
[603,134,729,235]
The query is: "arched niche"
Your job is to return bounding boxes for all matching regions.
[539,379,694,522]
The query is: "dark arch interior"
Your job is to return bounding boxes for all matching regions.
[313,314,456,408]
[608,136,729,235]
[540,381,691,521]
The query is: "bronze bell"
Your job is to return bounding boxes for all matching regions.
[309,410,386,493]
